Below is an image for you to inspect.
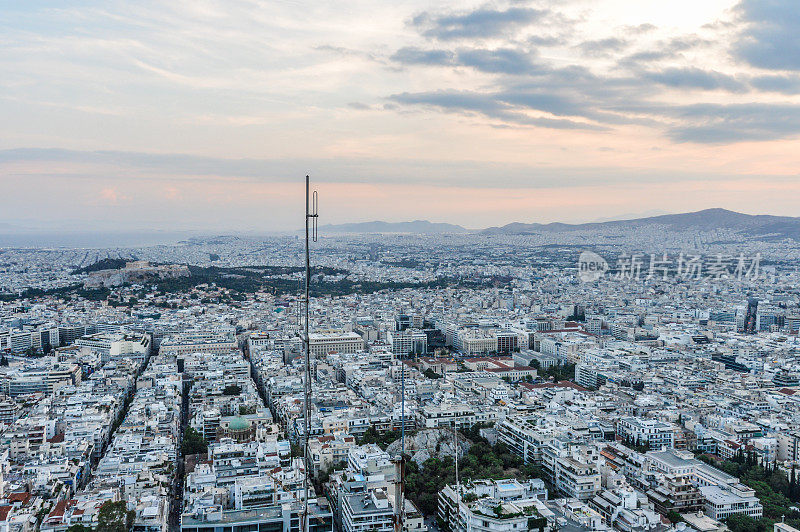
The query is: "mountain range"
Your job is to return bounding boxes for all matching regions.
[324,209,800,240]
[321,220,468,234]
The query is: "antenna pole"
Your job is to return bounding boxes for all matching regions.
[454,419,460,503]
[401,353,405,456]
[302,175,318,532]
[400,348,406,531]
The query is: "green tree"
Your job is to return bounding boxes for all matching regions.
[96,501,134,532]
[358,427,403,450]
[181,427,208,457]
[725,513,767,532]
[222,384,241,396]
[66,525,93,532]
[539,363,576,383]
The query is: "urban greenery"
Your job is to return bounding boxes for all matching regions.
[358,427,404,450]
[181,427,208,457]
[66,525,93,532]
[697,451,800,530]
[528,361,577,383]
[222,384,242,396]
[72,258,132,274]
[404,424,543,516]
[96,500,135,532]
[423,368,443,379]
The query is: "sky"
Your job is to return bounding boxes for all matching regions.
[2,0,800,232]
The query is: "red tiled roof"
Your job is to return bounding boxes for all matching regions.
[47,432,65,444]
[48,500,68,519]
[8,493,30,504]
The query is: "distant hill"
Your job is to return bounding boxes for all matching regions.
[482,208,800,240]
[322,220,468,234]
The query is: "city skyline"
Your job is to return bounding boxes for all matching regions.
[5,3,800,532]
[3,0,800,231]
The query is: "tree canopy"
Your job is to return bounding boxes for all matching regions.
[96,501,134,532]
[182,427,208,457]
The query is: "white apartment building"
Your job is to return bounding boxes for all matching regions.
[341,488,394,532]
[387,329,427,357]
[76,331,151,363]
[699,484,763,520]
[438,481,550,532]
[616,418,674,449]
[308,331,365,356]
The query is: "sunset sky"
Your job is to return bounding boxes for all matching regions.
[2,0,800,232]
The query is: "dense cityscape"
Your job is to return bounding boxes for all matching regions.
[0,216,799,532]
[4,0,800,531]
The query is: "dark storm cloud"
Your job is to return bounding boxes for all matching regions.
[735,0,800,70]
[412,7,548,40]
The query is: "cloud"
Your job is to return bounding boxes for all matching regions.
[390,90,507,116]
[642,67,748,92]
[383,1,800,143]
[624,23,657,35]
[577,37,629,57]
[412,6,548,40]
[735,0,800,70]
[390,90,607,130]
[390,47,454,66]
[455,48,539,74]
[750,74,800,94]
[666,103,800,143]
[527,35,566,47]
[618,51,674,67]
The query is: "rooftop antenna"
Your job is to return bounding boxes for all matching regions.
[397,347,407,532]
[301,175,318,532]
[454,419,460,511]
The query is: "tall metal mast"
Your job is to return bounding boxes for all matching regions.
[302,175,318,532]
[398,347,406,532]
[454,419,460,509]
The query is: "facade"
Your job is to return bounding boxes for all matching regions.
[699,484,763,520]
[308,331,365,356]
[617,418,674,450]
[341,489,393,532]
